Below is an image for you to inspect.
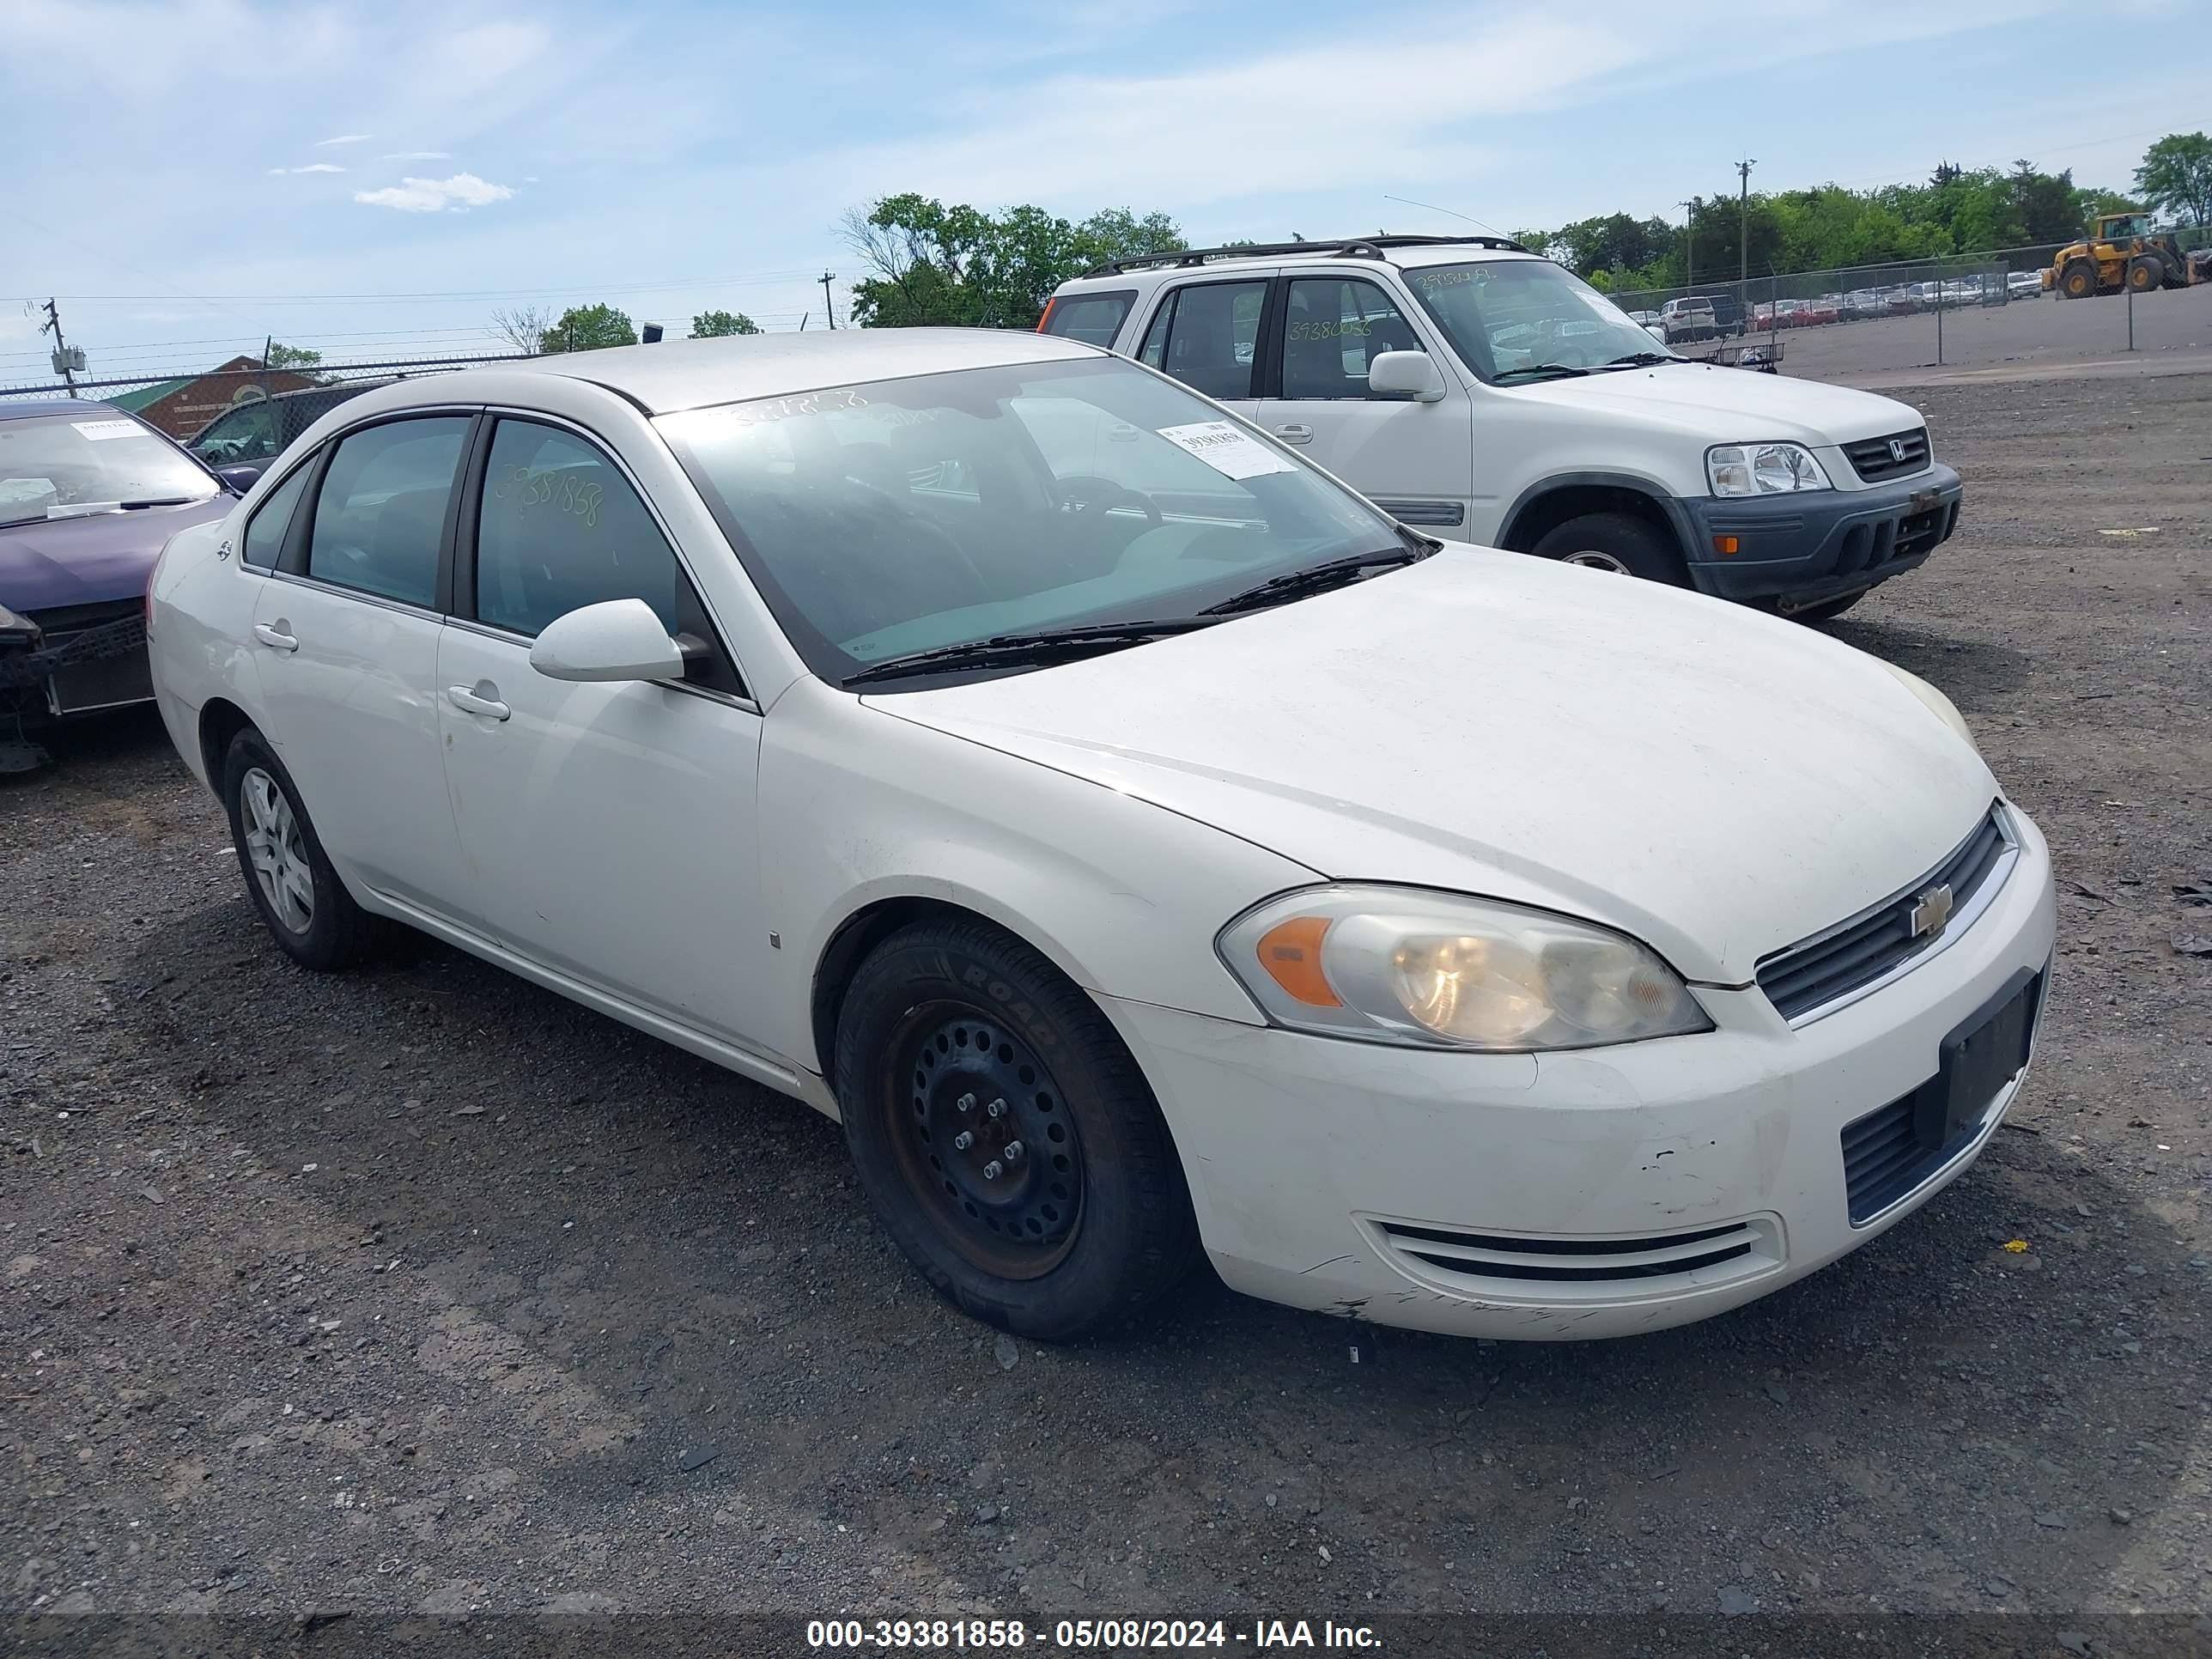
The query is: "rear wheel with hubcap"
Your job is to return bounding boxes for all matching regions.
[834,918,1198,1340]
[220,728,392,971]
[1531,511,1688,586]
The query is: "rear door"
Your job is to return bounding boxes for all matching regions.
[1127,275,1273,423]
[249,411,476,909]
[1255,272,1475,538]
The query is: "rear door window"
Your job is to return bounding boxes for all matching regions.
[1040,290,1135,348]
[306,417,471,608]
[1135,281,1268,400]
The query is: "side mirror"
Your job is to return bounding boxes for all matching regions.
[1366,350,1447,403]
[213,462,265,495]
[529,598,685,684]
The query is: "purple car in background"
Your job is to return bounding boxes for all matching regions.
[1,399,241,770]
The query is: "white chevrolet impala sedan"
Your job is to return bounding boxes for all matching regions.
[147,331,2055,1341]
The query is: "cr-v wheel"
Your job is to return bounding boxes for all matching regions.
[1532,511,1688,585]
[220,727,393,971]
[833,918,1199,1340]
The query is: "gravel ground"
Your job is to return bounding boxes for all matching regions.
[3,366,2209,1629]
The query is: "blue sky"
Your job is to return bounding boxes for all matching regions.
[3,0,2204,387]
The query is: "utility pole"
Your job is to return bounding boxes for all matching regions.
[820,270,838,329]
[40,299,79,394]
[1678,201,1697,291]
[1735,159,1757,288]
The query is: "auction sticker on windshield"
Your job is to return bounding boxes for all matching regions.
[1157,421,1295,481]
[71,420,143,441]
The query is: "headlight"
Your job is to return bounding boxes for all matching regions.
[1707,441,1832,497]
[1877,659,1976,749]
[1218,887,1712,1052]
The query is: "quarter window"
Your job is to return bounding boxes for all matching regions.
[306,417,470,608]
[1039,290,1135,348]
[1279,278,1422,400]
[239,462,312,569]
[1137,281,1267,399]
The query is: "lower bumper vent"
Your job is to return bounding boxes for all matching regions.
[1370,1215,1783,1303]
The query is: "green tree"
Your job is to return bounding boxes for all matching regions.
[2135,132,2212,230]
[690,309,761,337]
[540,304,639,354]
[263,343,322,370]
[841,194,1185,328]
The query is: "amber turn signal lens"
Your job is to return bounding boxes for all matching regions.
[1711,535,1740,556]
[1256,916,1341,1006]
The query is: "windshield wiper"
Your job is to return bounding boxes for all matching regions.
[1491,363,1591,384]
[1601,352,1683,368]
[1200,545,1430,617]
[30,495,204,523]
[843,619,1216,686]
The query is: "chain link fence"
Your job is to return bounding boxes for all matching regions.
[1607,231,2212,380]
[0,352,536,441]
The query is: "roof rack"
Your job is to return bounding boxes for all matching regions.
[1084,233,1528,278]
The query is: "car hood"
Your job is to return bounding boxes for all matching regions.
[869,551,1996,984]
[0,495,230,612]
[1505,362,1925,448]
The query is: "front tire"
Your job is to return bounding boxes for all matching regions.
[1531,511,1688,585]
[221,728,392,971]
[833,918,1200,1340]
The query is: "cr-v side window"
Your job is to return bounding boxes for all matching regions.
[1135,280,1267,399]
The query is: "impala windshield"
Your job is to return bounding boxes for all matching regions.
[1404,260,1679,383]
[658,356,1406,686]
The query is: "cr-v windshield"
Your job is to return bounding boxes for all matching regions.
[657,356,1407,686]
[0,412,218,526]
[1402,260,1680,383]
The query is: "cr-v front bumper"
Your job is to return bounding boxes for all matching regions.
[1674,463,1963,610]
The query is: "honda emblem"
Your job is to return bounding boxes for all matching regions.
[1887,437,1910,464]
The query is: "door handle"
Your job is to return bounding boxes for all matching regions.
[252,622,298,652]
[1274,423,1314,444]
[445,682,511,721]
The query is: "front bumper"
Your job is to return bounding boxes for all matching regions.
[1102,801,2054,1340]
[1675,463,1963,608]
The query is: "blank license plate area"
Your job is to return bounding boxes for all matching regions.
[1919,969,2042,1150]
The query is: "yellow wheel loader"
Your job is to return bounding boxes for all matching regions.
[2045,214,2204,298]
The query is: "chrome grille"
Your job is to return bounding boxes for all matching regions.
[1758,807,2010,1022]
[1842,427,1929,483]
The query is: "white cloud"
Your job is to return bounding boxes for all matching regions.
[381,150,449,161]
[267,162,346,175]
[315,132,372,147]
[353,171,514,213]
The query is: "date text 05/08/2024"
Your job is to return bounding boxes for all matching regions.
[806,1619,1382,1650]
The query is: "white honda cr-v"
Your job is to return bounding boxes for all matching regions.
[146,330,2054,1342]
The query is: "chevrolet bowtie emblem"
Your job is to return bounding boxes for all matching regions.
[1910,883,1955,939]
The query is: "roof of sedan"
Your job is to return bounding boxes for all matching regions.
[468,328,1100,416]
[0,398,122,422]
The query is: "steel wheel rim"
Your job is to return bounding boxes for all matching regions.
[240,766,314,934]
[887,1000,1085,1279]
[1562,550,1633,574]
